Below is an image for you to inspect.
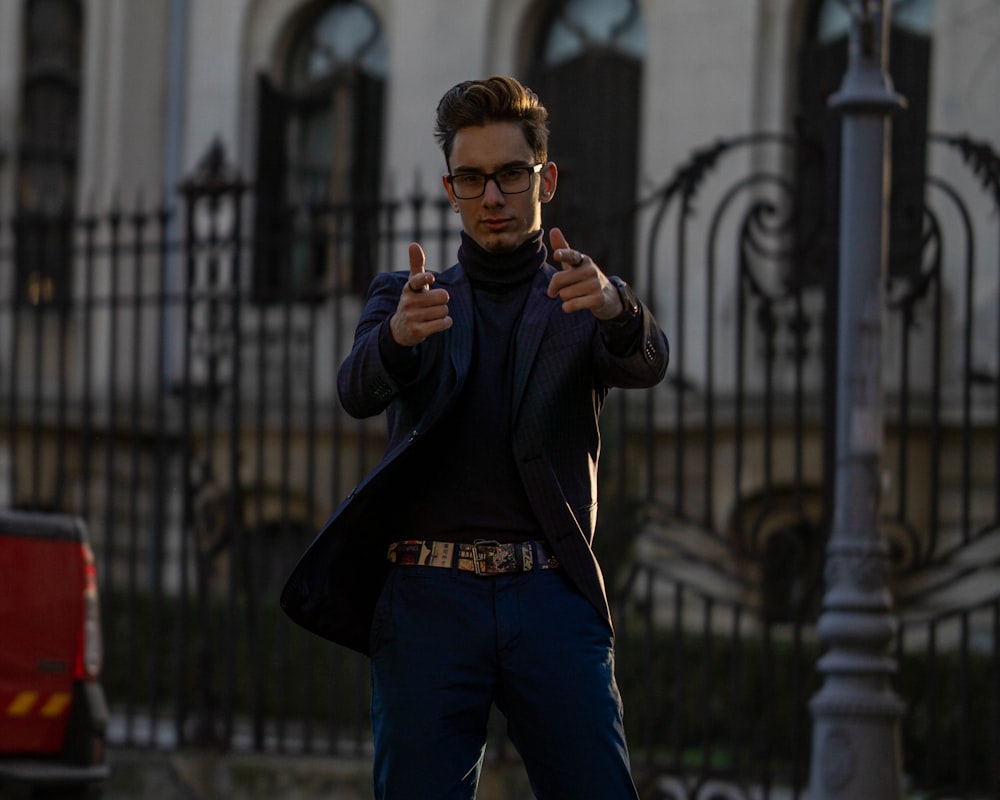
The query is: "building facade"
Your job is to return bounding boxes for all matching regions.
[1,0,998,369]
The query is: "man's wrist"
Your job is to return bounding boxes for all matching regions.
[379,318,420,381]
[602,276,639,328]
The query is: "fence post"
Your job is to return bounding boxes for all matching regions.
[808,2,906,798]
[176,138,249,747]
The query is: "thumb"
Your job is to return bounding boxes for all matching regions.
[409,242,426,279]
[407,242,431,292]
[549,227,569,255]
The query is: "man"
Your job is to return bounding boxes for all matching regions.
[282,75,668,799]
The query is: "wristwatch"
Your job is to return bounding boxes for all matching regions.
[606,276,639,326]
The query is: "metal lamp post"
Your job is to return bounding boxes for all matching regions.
[808,1,907,798]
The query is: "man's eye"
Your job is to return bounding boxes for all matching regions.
[499,169,524,181]
[455,175,482,186]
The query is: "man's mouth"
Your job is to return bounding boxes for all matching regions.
[482,217,511,231]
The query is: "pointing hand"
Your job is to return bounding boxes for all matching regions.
[390,242,452,347]
[546,228,623,320]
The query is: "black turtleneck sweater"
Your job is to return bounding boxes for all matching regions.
[382,231,548,543]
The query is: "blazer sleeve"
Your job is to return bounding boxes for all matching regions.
[592,302,669,390]
[336,271,415,419]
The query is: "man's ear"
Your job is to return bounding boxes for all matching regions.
[442,175,460,211]
[540,161,558,203]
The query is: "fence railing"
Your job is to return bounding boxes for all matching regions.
[1,135,999,798]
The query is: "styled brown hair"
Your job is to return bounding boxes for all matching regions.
[434,76,550,168]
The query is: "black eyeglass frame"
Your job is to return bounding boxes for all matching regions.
[445,162,546,199]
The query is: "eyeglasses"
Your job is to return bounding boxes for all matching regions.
[446,163,545,199]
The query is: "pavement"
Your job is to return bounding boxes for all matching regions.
[102,749,818,799]
[103,747,535,800]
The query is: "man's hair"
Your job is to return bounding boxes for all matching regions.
[434,76,550,168]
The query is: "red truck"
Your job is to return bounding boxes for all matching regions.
[0,510,108,799]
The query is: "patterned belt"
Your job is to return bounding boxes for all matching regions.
[386,539,560,575]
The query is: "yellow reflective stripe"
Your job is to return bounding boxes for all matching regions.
[41,692,71,718]
[7,691,39,716]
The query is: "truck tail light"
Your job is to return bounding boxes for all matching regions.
[75,542,104,681]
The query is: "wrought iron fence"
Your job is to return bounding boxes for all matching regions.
[1,134,998,798]
[616,131,1000,799]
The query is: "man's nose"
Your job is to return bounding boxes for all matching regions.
[482,177,506,204]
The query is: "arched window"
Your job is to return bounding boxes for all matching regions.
[254,0,387,300]
[529,0,645,282]
[15,0,83,307]
[794,0,934,288]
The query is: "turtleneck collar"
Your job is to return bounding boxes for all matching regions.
[459,230,547,291]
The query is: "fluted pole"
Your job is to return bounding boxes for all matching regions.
[808,2,906,798]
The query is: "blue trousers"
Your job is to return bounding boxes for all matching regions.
[369,565,640,800]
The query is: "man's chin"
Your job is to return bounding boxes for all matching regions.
[474,231,523,254]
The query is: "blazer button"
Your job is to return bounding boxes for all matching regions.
[373,379,393,401]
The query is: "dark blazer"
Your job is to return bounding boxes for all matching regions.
[280,259,669,655]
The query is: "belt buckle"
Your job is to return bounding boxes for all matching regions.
[473,539,502,575]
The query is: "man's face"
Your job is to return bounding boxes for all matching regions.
[442,121,557,254]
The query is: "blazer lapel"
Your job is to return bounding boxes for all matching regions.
[392,265,474,436]
[442,266,475,396]
[511,269,558,417]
